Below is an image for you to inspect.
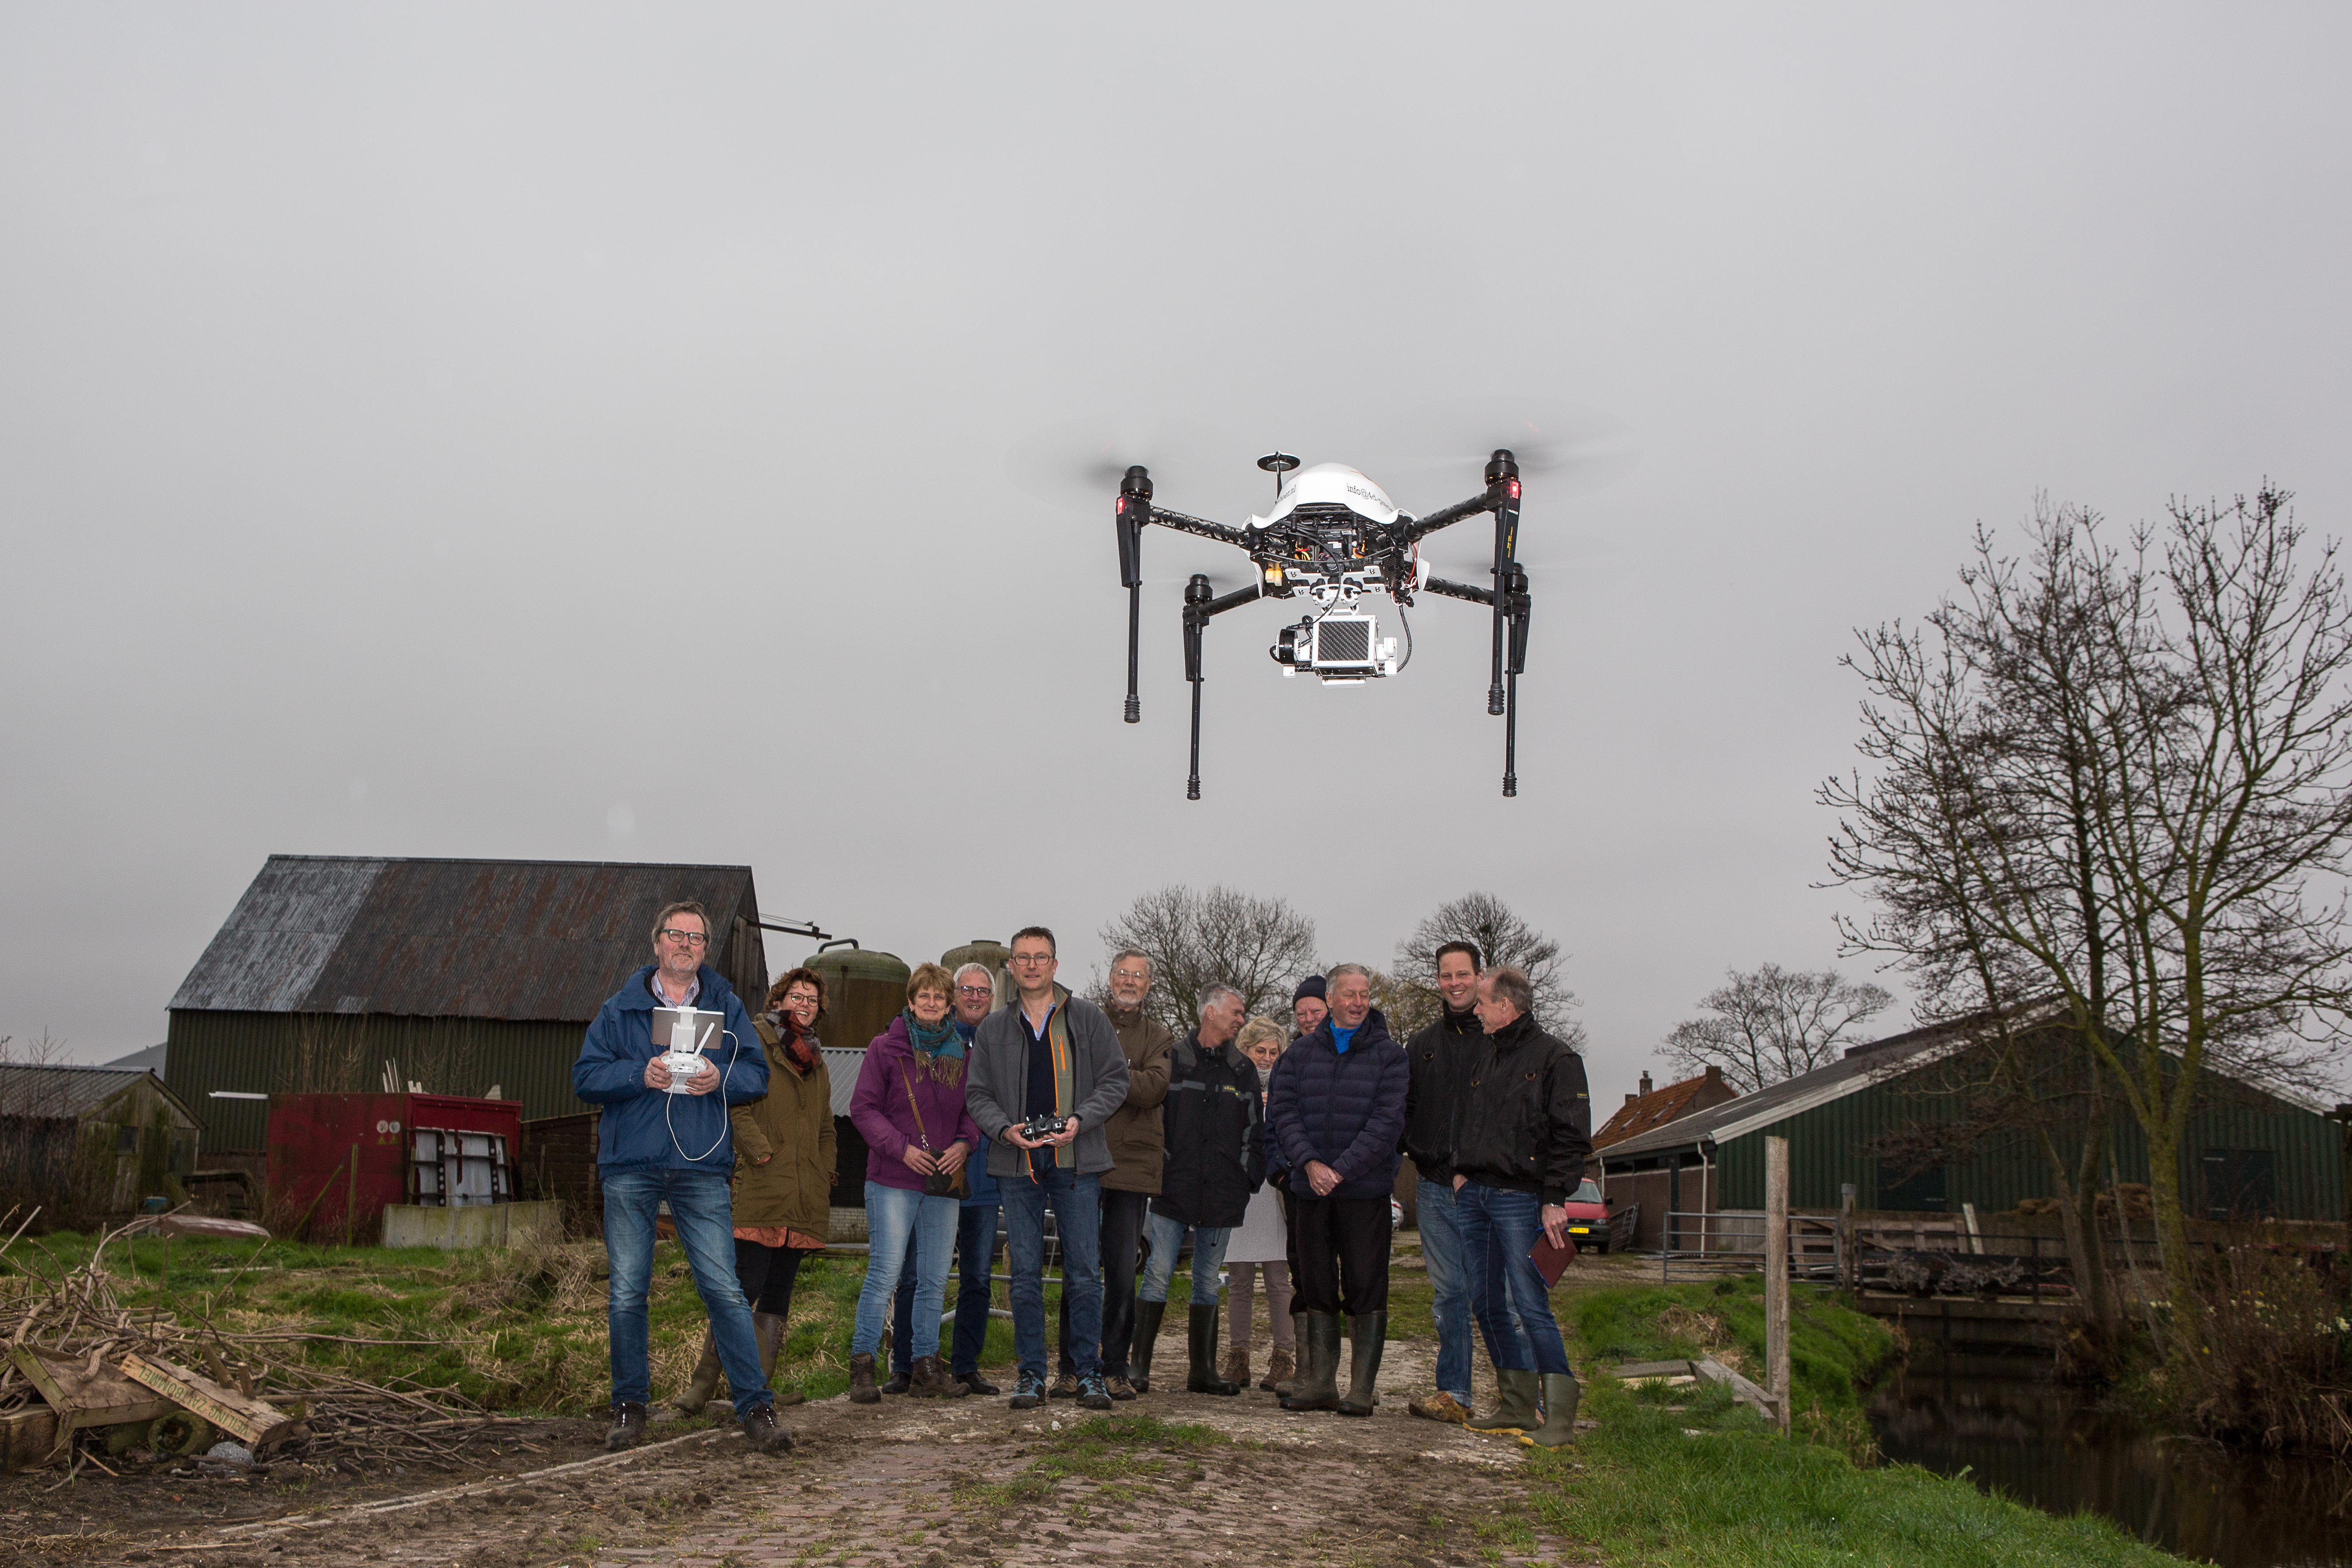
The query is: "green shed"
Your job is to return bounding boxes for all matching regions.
[1599,1010,2344,1239]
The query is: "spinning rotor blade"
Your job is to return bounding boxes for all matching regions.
[1004,415,1246,513]
[1371,396,1638,495]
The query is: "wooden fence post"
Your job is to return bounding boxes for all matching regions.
[1765,1135,1791,1435]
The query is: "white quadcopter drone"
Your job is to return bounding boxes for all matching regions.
[1114,447,1532,798]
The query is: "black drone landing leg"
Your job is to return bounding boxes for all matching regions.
[1117,467,1151,724]
[1178,570,1263,800]
[1125,582,1142,724]
[1484,450,1522,717]
[1500,565,1530,798]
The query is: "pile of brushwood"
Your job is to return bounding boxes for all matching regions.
[0,1207,532,1480]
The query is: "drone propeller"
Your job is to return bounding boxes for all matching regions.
[1003,415,1248,513]
[1370,395,1638,494]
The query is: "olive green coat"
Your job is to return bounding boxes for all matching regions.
[729,1013,837,1235]
[1099,1005,1173,1195]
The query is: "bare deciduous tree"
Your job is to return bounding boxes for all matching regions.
[1097,885,1318,1034]
[1391,892,1586,1047]
[1825,486,2352,1331]
[1658,964,1894,1093]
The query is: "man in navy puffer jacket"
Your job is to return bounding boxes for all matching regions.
[572,901,786,1454]
[1265,963,1408,1417]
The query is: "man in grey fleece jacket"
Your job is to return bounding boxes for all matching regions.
[964,926,1131,1409]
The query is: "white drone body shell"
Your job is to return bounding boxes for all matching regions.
[1249,462,1409,682]
[1248,462,1401,529]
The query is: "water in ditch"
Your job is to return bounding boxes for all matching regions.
[1869,1349,2352,1566]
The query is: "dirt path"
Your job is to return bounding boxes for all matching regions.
[50,1332,1593,1568]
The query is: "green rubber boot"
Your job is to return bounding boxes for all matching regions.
[1465,1367,1541,1435]
[1520,1373,1581,1448]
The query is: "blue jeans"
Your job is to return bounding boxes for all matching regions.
[1457,1181,1572,1376]
[1417,1177,1476,1403]
[1003,1166,1101,1382]
[855,1181,960,1359]
[892,1202,1001,1376]
[601,1167,770,1417]
[1139,1210,1231,1306]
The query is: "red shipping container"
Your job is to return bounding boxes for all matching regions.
[265,1093,524,1244]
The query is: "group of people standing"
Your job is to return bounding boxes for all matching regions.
[570,904,1593,1457]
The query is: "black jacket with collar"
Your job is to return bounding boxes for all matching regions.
[1151,1029,1266,1229]
[1402,1004,1484,1183]
[1450,1014,1593,1206]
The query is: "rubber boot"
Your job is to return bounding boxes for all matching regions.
[663,1333,721,1419]
[1130,1299,1167,1394]
[753,1312,804,1406]
[1465,1367,1541,1435]
[1521,1374,1581,1449]
[1187,1304,1241,1395]
[1279,1312,1342,1411]
[1335,1312,1386,1417]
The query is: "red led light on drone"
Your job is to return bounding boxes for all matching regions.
[1508,479,1522,499]
[1116,497,1127,513]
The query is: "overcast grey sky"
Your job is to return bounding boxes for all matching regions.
[5,5,2348,1103]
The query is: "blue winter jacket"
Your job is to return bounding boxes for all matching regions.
[573,964,769,1173]
[1266,1008,1410,1200]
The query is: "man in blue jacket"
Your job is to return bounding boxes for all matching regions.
[572,901,790,1454]
[1266,963,1409,1417]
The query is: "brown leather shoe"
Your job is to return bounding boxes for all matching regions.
[1220,1347,1251,1387]
[1260,1347,1295,1393]
[1410,1391,1471,1425]
[910,1355,969,1398]
[1105,1373,1137,1402]
[849,1352,880,1405]
[1048,1370,1081,1401]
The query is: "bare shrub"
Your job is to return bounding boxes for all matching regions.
[2164,1241,2352,1452]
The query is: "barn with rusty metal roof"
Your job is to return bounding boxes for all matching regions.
[164,856,770,1156]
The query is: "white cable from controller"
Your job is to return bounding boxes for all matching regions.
[664,1024,740,1165]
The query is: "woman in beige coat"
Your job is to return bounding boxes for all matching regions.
[670,967,837,1416]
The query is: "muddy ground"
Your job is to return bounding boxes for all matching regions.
[2,1253,1640,1568]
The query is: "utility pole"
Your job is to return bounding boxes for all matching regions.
[1765,1135,1791,1434]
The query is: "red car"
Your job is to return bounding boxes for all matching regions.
[1562,1178,1612,1253]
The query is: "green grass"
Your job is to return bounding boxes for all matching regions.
[1567,1275,1893,1419]
[1525,1377,2182,1567]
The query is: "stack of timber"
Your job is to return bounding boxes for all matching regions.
[0,1208,519,1477]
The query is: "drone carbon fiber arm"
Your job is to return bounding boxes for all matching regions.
[1146,506,1253,550]
[1394,490,1501,550]
[1422,576,1495,606]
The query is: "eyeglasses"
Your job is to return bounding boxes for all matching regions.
[1110,968,1151,983]
[658,929,709,946]
[1008,953,1054,966]
[956,985,995,998]
[783,991,821,1008]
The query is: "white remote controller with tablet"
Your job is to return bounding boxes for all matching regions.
[652,1007,723,1093]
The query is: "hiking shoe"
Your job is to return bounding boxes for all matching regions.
[1009,1371,1047,1410]
[954,1371,999,1396]
[1048,1370,1081,1400]
[881,1367,913,1396]
[1077,1374,1113,1410]
[1260,1346,1295,1393]
[848,1352,880,1405]
[1105,1374,1138,1402]
[1410,1392,1471,1425]
[604,1401,647,1452]
[740,1402,794,1454]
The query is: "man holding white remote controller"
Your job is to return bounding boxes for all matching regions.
[573,901,792,1454]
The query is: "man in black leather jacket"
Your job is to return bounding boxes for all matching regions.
[1449,965,1591,1448]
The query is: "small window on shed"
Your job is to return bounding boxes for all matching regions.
[116,1125,137,1154]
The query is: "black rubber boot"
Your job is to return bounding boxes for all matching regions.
[1187,1304,1240,1395]
[1279,1312,1342,1412]
[1522,1373,1581,1448]
[1336,1312,1386,1416]
[1130,1299,1167,1394]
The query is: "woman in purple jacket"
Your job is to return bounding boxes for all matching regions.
[848,963,981,1402]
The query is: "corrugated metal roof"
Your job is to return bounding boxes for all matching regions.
[169,856,762,1022]
[0,1063,173,1122]
[1598,1011,2005,1160]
